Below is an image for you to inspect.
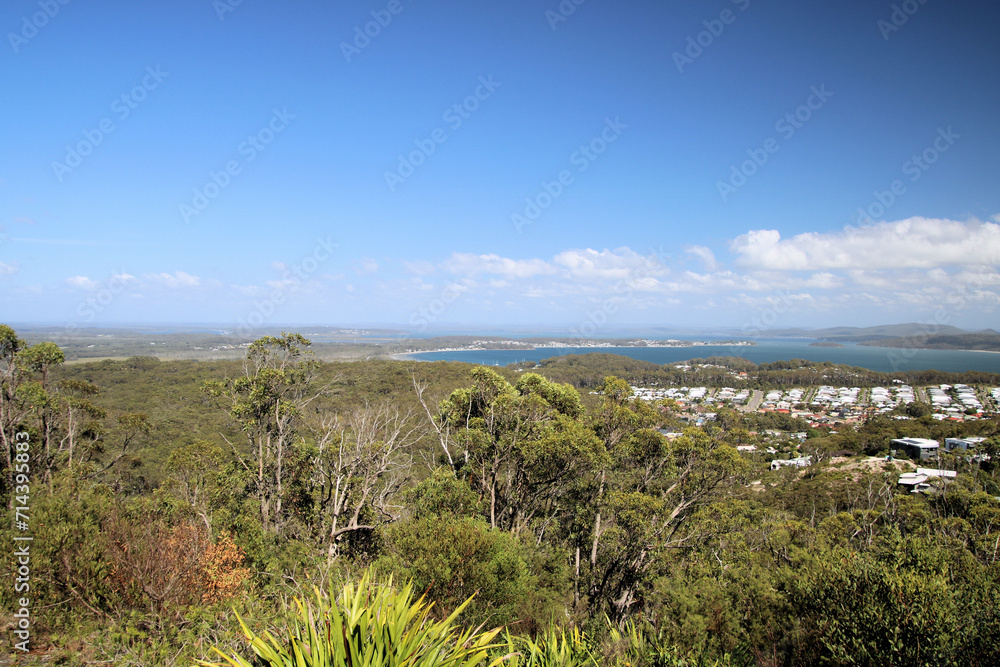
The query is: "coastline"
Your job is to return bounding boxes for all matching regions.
[860,345,1000,355]
[389,340,755,363]
[387,342,1000,375]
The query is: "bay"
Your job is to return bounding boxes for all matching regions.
[402,338,1000,374]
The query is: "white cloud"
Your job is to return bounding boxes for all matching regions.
[147,271,201,288]
[434,248,671,285]
[66,275,98,289]
[804,272,841,289]
[666,270,767,293]
[376,235,1000,327]
[732,217,1000,270]
[628,276,663,292]
[402,260,436,276]
[685,245,717,271]
[65,272,134,291]
[354,257,379,275]
[553,247,665,281]
[0,260,19,277]
[733,291,817,309]
[443,253,557,278]
[266,279,299,291]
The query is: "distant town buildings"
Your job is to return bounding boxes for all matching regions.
[626,380,996,469]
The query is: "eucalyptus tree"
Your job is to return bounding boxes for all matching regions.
[308,400,421,557]
[435,367,604,539]
[1,328,72,497]
[161,440,226,537]
[203,333,322,535]
[581,376,749,620]
[15,341,67,481]
[55,379,106,471]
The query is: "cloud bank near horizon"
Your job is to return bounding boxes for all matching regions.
[5,216,998,332]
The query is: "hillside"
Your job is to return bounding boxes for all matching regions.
[860,332,1000,352]
[761,322,969,342]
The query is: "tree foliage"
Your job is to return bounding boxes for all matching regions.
[4,324,1000,666]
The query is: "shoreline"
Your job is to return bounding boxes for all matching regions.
[389,343,1000,375]
[390,341,755,361]
[860,345,1000,355]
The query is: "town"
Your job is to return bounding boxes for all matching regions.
[632,375,999,426]
[631,369,999,489]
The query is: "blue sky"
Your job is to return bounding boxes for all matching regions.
[2,0,999,334]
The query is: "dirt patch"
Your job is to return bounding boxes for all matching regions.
[824,456,915,480]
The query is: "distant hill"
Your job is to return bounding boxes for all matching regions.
[762,323,1000,350]
[859,332,1000,352]
[761,323,969,343]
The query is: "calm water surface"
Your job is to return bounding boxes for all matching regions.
[404,339,1000,374]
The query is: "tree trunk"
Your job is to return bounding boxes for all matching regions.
[590,469,606,567]
[574,546,581,606]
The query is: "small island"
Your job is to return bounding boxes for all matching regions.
[810,341,844,348]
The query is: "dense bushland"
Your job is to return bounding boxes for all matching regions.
[2,324,999,666]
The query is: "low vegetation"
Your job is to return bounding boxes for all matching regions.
[2,324,999,666]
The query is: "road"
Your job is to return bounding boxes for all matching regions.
[740,389,763,412]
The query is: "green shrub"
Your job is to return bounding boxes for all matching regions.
[201,570,504,667]
[376,515,533,628]
[499,627,597,666]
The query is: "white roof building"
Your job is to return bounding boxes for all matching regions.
[770,456,812,471]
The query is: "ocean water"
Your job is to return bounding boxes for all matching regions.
[403,338,1000,374]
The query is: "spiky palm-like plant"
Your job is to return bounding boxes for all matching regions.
[499,627,598,666]
[199,571,508,667]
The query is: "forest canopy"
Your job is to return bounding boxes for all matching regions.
[2,325,999,666]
